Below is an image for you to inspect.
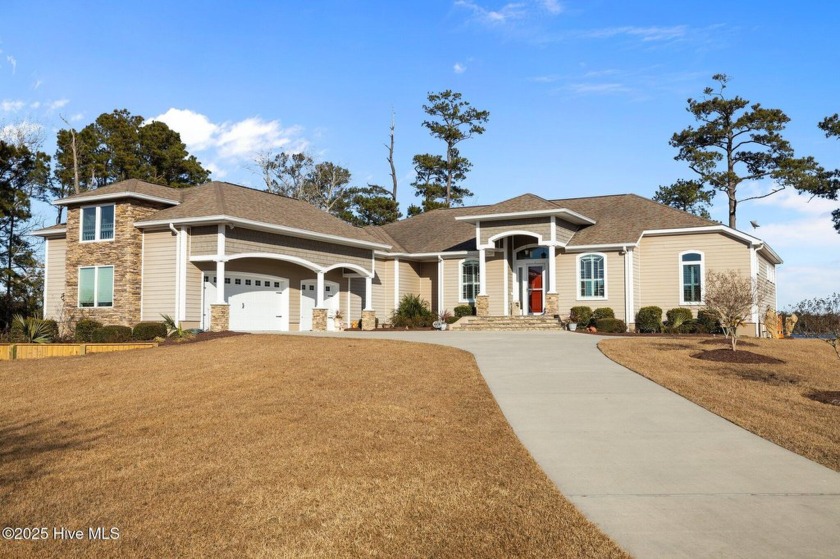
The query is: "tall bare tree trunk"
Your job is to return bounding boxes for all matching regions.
[388,112,398,200]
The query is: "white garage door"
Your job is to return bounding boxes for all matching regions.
[202,273,289,332]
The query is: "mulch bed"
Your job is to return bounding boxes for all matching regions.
[699,338,758,347]
[160,331,247,345]
[806,391,840,406]
[691,348,785,365]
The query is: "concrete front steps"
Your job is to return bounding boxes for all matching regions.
[451,315,565,331]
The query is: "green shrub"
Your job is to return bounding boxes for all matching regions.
[453,304,474,318]
[665,308,694,333]
[595,318,627,333]
[592,307,615,323]
[391,294,434,328]
[697,310,721,334]
[91,325,133,343]
[570,306,593,326]
[74,319,103,342]
[43,319,59,341]
[636,306,662,333]
[10,315,54,343]
[133,322,167,340]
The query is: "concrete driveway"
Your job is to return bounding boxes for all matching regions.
[328,329,840,558]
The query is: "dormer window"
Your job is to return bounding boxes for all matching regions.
[81,204,115,242]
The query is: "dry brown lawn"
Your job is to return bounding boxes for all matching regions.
[599,336,840,471]
[0,335,627,558]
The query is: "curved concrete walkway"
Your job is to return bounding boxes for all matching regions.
[326,329,840,558]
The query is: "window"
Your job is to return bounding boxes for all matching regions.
[235,278,241,285]
[80,205,115,242]
[516,247,548,260]
[767,263,776,284]
[680,252,704,304]
[578,254,606,298]
[460,260,480,302]
[78,266,114,307]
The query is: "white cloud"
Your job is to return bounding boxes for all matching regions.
[149,108,308,177]
[6,55,16,74]
[1,99,25,112]
[581,25,688,42]
[565,82,631,94]
[70,112,84,122]
[455,1,528,25]
[33,79,43,90]
[454,62,466,74]
[47,99,69,110]
[752,186,837,216]
[541,0,563,14]
[777,265,840,307]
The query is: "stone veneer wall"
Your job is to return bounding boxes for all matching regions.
[63,200,170,327]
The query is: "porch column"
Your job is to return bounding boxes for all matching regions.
[545,245,559,316]
[476,248,490,316]
[361,275,376,330]
[316,271,325,307]
[215,259,226,304]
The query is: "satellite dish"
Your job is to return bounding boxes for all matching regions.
[750,220,760,229]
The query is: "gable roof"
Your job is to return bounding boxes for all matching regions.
[379,206,481,253]
[54,179,183,206]
[135,182,389,248]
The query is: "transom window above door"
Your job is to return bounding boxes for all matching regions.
[516,247,548,260]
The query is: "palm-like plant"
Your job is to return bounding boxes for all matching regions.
[160,314,187,338]
[12,314,53,344]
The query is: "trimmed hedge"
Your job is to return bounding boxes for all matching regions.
[636,306,662,333]
[91,325,133,343]
[592,307,615,323]
[596,318,626,333]
[453,304,474,318]
[697,310,721,334]
[133,321,167,340]
[74,319,103,342]
[570,306,593,326]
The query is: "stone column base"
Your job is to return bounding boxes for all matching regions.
[210,304,230,332]
[312,308,328,332]
[545,293,559,316]
[475,295,490,317]
[361,310,376,331]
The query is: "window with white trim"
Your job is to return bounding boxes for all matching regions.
[80,204,115,241]
[460,260,480,303]
[578,253,605,298]
[766,262,776,283]
[78,266,114,307]
[680,252,703,304]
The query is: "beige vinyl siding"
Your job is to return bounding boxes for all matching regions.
[485,252,505,315]
[419,263,435,312]
[398,260,422,300]
[557,251,627,321]
[371,257,394,321]
[480,218,551,245]
[184,262,204,324]
[554,218,579,245]
[44,238,66,320]
[633,248,642,319]
[190,226,217,256]
[141,230,177,321]
[226,228,372,272]
[639,233,751,315]
[441,256,463,312]
[757,254,777,316]
[344,277,364,327]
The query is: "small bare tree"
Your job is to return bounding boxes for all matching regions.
[790,293,840,362]
[703,270,768,351]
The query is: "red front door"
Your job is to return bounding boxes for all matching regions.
[528,266,543,314]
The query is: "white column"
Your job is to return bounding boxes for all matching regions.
[547,245,557,293]
[316,271,325,308]
[503,238,509,316]
[216,259,226,304]
[178,227,187,323]
[478,248,487,296]
[364,275,373,310]
[624,248,633,325]
[437,257,445,313]
[393,258,400,308]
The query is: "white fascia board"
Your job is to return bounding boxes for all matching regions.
[134,215,392,251]
[30,227,67,237]
[642,225,762,245]
[564,242,638,252]
[54,192,180,207]
[456,208,595,225]
[373,250,470,260]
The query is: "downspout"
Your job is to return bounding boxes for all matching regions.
[170,223,181,323]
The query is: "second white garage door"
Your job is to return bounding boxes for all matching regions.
[202,273,290,332]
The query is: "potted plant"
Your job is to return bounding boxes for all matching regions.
[433,309,452,331]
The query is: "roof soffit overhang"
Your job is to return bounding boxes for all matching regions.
[455,208,595,225]
[54,192,181,207]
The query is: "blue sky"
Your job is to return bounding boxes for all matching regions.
[2,0,838,307]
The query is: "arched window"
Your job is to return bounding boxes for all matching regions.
[680,251,704,304]
[460,260,480,303]
[578,254,606,299]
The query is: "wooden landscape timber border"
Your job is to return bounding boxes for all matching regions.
[0,342,158,361]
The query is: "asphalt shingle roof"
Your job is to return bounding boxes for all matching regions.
[58,179,184,204]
